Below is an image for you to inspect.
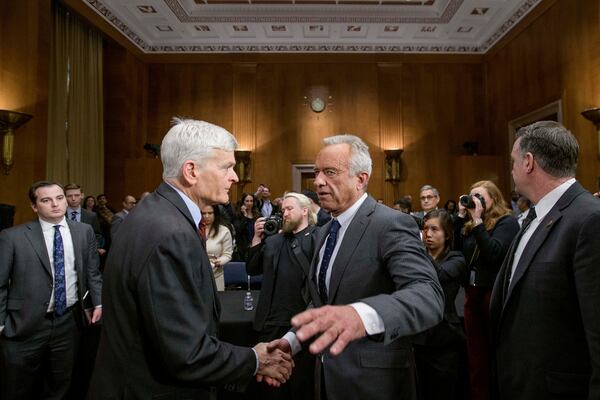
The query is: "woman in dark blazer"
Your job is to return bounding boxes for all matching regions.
[232,192,260,262]
[415,209,467,400]
[453,180,519,400]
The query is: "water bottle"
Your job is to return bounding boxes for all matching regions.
[243,291,254,311]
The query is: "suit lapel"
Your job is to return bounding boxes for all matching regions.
[156,182,221,318]
[328,197,374,303]
[24,221,52,277]
[502,182,585,311]
[308,221,329,306]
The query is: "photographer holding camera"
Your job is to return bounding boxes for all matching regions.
[246,192,319,400]
[453,180,519,400]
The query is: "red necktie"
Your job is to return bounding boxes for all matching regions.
[198,220,207,245]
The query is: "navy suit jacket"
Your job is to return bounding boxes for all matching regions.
[490,182,600,400]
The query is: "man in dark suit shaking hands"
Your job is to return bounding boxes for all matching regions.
[282,135,444,400]
[490,121,600,400]
[0,181,103,399]
[89,118,293,399]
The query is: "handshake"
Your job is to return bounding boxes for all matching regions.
[253,339,294,387]
[253,304,368,387]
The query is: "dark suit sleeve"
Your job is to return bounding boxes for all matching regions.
[573,209,600,397]
[361,212,444,344]
[437,251,467,283]
[0,229,14,327]
[88,212,104,249]
[137,230,256,385]
[471,215,519,272]
[82,225,102,306]
[246,242,265,276]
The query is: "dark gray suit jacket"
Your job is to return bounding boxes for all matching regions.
[0,219,102,339]
[71,208,104,249]
[110,210,127,238]
[89,182,256,400]
[309,196,444,400]
[490,182,600,400]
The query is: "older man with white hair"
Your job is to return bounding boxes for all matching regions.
[89,119,293,399]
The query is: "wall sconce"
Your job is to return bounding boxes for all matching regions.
[384,149,403,183]
[0,109,33,175]
[234,150,252,185]
[143,143,161,158]
[581,108,600,158]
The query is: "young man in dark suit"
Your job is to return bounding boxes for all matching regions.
[490,121,600,400]
[270,135,444,400]
[89,119,293,399]
[0,181,103,399]
[64,183,105,256]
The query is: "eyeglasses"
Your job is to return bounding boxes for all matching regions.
[420,195,437,201]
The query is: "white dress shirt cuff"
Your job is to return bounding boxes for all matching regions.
[0,325,4,335]
[251,348,259,375]
[282,331,302,356]
[350,302,385,335]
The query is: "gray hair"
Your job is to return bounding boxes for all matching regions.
[322,134,372,177]
[283,192,317,226]
[161,118,238,179]
[515,121,578,178]
[420,185,439,197]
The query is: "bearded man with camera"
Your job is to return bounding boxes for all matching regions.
[246,192,319,400]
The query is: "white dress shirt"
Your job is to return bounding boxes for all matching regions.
[516,208,530,227]
[40,217,78,311]
[509,178,576,282]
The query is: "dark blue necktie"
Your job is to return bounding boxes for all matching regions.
[70,211,77,221]
[318,219,341,304]
[53,225,67,316]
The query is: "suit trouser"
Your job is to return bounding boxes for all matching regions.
[464,286,493,400]
[0,308,80,400]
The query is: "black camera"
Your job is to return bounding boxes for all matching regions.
[263,214,283,236]
[459,193,486,210]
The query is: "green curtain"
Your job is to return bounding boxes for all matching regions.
[47,0,103,196]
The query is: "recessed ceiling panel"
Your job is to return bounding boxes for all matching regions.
[83,0,543,53]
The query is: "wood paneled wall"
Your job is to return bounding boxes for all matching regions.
[485,0,600,193]
[5,0,599,226]
[0,0,51,225]
[104,57,486,208]
[103,40,153,205]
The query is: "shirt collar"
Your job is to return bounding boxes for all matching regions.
[334,192,368,228]
[67,207,81,214]
[39,216,68,231]
[165,181,202,227]
[532,178,576,222]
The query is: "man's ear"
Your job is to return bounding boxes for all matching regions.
[356,172,369,190]
[525,152,535,174]
[180,160,198,185]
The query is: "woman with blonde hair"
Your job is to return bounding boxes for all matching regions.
[453,180,519,400]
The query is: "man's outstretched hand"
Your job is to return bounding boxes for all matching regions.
[291,305,366,356]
